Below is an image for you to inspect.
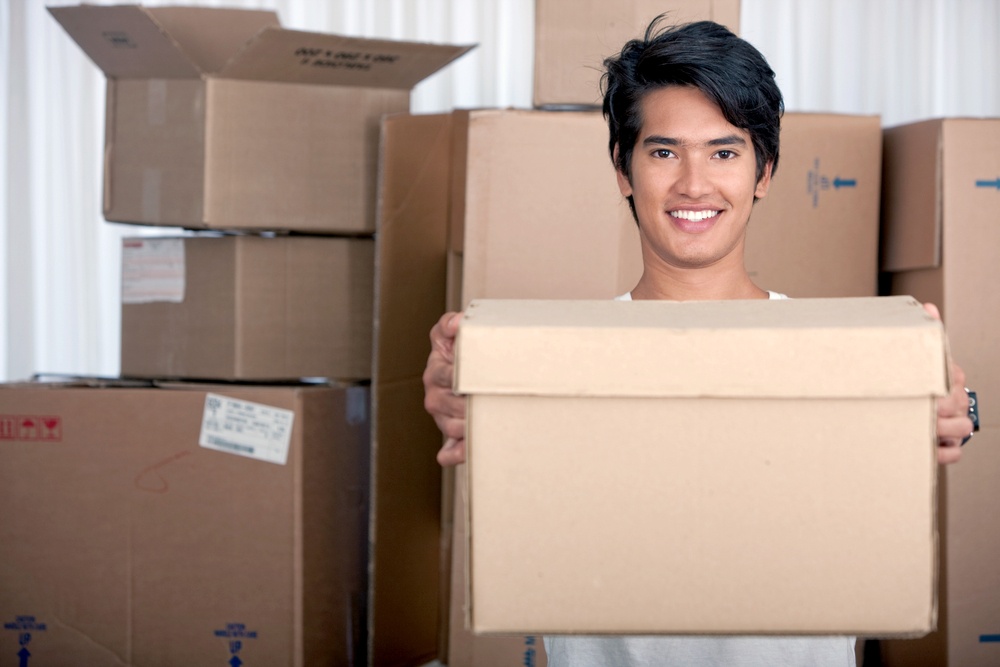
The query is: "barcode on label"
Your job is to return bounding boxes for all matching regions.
[199,393,294,465]
[204,436,255,455]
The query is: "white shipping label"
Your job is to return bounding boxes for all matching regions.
[122,238,185,304]
[199,393,295,465]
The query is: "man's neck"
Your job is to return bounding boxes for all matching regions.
[630,261,767,302]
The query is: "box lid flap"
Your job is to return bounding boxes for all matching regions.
[881,120,943,272]
[50,4,198,78]
[218,27,475,88]
[455,296,948,399]
[136,6,280,74]
[49,5,280,78]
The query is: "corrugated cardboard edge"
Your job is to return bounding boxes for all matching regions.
[369,111,454,667]
[104,81,115,219]
[881,119,945,273]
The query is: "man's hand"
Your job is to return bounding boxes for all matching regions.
[924,303,972,465]
[423,311,467,466]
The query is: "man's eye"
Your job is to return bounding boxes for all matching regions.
[716,150,735,159]
[653,149,674,158]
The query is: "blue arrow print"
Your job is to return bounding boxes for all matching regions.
[833,177,856,189]
[18,647,30,667]
[976,178,1000,189]
[230,656,243,667]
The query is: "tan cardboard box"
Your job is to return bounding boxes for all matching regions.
[445,109,644,305]
[533,0,741,108]
[880,118,1000,667]
[0,381,369,666]
[49,4,470,233]
[747,113,883,298]
[120,235,374,381]
[456,296,945,636]
[369,112,459,666]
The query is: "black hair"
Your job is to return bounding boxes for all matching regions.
[602,18,784,214]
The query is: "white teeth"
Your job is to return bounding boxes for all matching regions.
[671,209,719,222]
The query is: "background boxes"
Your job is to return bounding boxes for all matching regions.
[747,113,883,298]
[446,109,643,306]
[120,235,375,381]
[457,297,945,636]
[880,118,1000,667]
[0,381,369,666]
[49,4,471,233]
[533,0,741,108]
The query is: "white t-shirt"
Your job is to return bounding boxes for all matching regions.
[615,291,788,301]
[545,289,856,667]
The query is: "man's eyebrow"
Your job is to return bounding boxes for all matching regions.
[641,134,748,148]
[705,134,748,147]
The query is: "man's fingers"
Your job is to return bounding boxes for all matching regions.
[922,302,941,321]
[937,442,963,465]
[432,414,466,441]
[423,356,456,390]
[938,415,974,442]
[437,437,467,466]
[429,311,463,361]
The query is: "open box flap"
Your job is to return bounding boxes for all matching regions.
[219,27,475,88]
[49,4,276,78]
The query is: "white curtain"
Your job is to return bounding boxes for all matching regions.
[2,0,998,382]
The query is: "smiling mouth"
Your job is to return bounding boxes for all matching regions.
[669,209,720,222]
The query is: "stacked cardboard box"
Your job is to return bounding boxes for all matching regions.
[0,381,370,665]
[0,4,471,666]
[879,118,1000,667]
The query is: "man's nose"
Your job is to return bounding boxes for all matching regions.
[674,159,712,197]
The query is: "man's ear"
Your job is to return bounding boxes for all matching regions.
[613,144,633,197]
[754,161,774,200]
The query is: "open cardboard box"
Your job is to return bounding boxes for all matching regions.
[456,296,946,636]
[49,4,472,233]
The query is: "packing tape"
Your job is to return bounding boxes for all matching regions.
[346,386,368,425]
[147,79,167,126]
[142,168,161,221]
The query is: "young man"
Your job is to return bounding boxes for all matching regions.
[423,18,972,667]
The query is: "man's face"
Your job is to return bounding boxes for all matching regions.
[617,85,772,272]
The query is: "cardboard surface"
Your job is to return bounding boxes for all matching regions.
[368,113,455,666]
[457,296,944,636]
[746,113,883,298]
[881,118,1000,667]
[120,235,375,381]
[50,4,472,233]
[533,0,741,108]
[0,381,369,666]
[452,109,644,306]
